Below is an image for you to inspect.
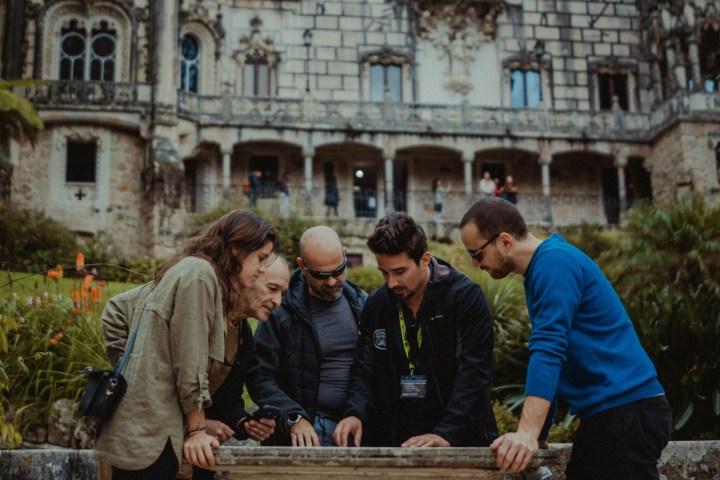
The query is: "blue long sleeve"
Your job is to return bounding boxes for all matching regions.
[524,233,664,418]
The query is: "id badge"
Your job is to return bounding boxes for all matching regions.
[400,375,428,398]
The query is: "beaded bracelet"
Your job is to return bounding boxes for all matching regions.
[184,424,209,437]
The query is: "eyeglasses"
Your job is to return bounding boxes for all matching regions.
[466,233,500,262]
[303,257,348,280]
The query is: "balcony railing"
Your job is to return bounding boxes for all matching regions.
[16,81,719,142]
[17,81,152,109]
[185,183,623,226]
[176,90,720,141]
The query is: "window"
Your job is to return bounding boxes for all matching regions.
[180,34,200,93]
[243,52,270,97]
[699,27,720,94]
[598,73,628,110]
[510,69,541,108]
[370,64,402,102]
[59,20,116,81]
[66,141,97,183]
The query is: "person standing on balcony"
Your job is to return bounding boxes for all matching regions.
[500,175,518,204]
[96,210,282,479]
[460,197,670,479]
[248,170,262,207]
[278,171,290,218]
[478,171,495,197]
[432,178,451,219]
[249,226,367,446]
[333,212,498,448]
[493,177,503,197]
[324,175,340,217]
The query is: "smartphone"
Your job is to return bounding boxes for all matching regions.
[250,405,279,421]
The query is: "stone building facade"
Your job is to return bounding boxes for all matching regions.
[1,0,719,258]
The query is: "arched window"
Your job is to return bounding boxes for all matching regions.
[243,51,270,96]
[59,19,116,81]
[180,34,200,93]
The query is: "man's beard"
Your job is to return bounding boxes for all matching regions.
[309,282,343,302]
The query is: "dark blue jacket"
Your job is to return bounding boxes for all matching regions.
[248,269,367,445]
[343,257,498,446]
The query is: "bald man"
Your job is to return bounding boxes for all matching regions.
[248,226,368,446]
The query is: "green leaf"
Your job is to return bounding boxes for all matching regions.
[673,403,694,431]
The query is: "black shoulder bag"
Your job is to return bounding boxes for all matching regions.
[77,318,142,427]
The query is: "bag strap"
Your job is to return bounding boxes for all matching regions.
[115,318,142,374]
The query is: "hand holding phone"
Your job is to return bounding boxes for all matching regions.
[250,405,279,421]
[239,404,279,429]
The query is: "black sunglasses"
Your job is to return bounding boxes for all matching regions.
[466,233,500,262]
[303,257,348,280]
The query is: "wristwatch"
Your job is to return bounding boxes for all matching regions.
[286,413,303,426]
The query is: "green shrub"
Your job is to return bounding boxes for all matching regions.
[555,222,619,261]
[599,195,720,439]
[346,266,383,293]
[0,206,77,273]
[0,296,109,440]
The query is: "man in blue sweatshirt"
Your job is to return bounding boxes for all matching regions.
[460,197,671,480]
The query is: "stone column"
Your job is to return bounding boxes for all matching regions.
[687,38,702,92]
[384,156,395,214]
[221,150,232,205]
[614,148,629,220]
[538,148,553,225]
[154,0,178,107]
[303,148,314,215]
[463,154,474,205]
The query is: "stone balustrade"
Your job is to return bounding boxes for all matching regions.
[15,81,720,143]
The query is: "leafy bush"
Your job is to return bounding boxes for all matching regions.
[346,266,383,293]
[599,195,720,439]
[0,294,109,441]
[0,206,77,273]
[555,222,619,261]
[185,206,320,264]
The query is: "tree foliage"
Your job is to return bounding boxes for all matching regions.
[600,195,720,439]
[0,79,44,148]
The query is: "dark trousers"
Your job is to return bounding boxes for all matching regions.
[566,395,672,480]
[112,438,178,480]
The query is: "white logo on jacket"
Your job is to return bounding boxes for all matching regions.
[373,329,387,350]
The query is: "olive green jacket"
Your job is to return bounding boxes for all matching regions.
[94,256,226,470]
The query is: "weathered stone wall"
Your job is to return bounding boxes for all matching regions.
[12,126,149,258]
[652,121,720,208]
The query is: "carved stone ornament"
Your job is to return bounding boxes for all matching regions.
[410,1,504,94]
[235,15,277,67]
[180,0,225,58]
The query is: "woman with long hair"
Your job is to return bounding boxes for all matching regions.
[96,210,280,479]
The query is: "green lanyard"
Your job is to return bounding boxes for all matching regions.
[398,307,422,372]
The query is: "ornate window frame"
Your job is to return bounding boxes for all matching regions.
[179,22,219,95]
[502,52,552,109]
[234,16,278,97]
[589,58,638,112]
[42,1,130,81]
[361,47,411,103]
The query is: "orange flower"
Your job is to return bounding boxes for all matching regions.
[90,286,102,304]
[49,328,64,347]
[47,264,63,283]
[75,252,85,271]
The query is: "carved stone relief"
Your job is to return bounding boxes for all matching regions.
[411,1,504,95]
[179,0,225,59]
[40,2,132,81]
[235,15,277,67]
